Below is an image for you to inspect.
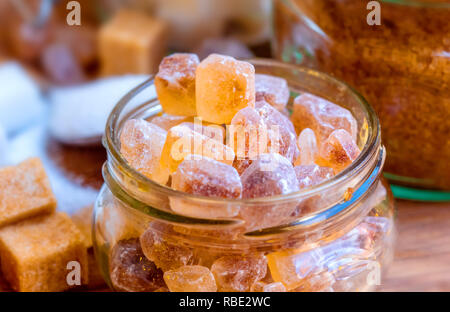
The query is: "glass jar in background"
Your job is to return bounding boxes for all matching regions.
[273,0,450,199]
[93,60,396,292]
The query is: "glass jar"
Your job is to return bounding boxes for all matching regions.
[93,59,396,292]
[273,0,450,197]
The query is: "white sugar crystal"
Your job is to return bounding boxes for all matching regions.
[0,62,46,134]
[49,75,156,146]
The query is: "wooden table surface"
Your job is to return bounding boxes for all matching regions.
[379,200,450,292]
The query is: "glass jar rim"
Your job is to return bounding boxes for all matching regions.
[104,58,382,211]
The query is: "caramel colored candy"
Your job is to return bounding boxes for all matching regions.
[255,101,299,163]
[140,228,194,271]
[0,158,56,228]
[99,9,168,75]
[229,106,265,162]
[110,238,165,292]
[178,121,225,143]
[295,165,334,189]
[164,265,217,292]
[296,128,318,166]
[160,124,235,173]
[250,281,287,292]
[316,129,361,173]
[292,93,358,145]
[267,247,325,291]
[171,157,242,218]
[255,74,290,111]
[0,212,88,292]
[149,113,191,131]
[240,153,299,230]
[155,53,199,116]
[196,54,255,124]
[211,254,267,292]
[120,119,170,185]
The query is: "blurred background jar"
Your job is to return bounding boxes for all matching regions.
[0,0,271,86]
[273,0,450,199]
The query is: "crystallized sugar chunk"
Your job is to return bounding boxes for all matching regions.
[255,74,290,111]
[241,153,299,199]
[296,128,318,166]
[140,227,194,271]
[295,165,334,189]
[0,158,56,227]
[196,54,255,124]
[240,153,299,230]
[160,124,235,173]
[230,106,265,165]
[109,238,166,292]
[255,101,299,163]
[292,93,358,145]
[0,212,88,292]
[178,121,225,143]
[149,113,191,131]
[266,247,327,291]
[211,254,267,292]
[316,129,361,173]
[120,119,170,185]
[155,53,199,116]
[164,265,217,292]
[171,157,242,218]
[250,281,286,292]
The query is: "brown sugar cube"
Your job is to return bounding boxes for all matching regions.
[0,158,56,228]
[99,9,168,75]
[0,212,88,292]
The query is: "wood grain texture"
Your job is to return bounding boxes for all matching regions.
[379,200,450,292]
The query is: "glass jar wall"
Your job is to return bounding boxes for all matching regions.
[273,0,450,195]
[93,60,396,292]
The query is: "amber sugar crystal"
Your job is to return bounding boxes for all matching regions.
[196,54,255,124]
[109,238,165,292]
[211,254,268,292]
[160,124,235,173]
[316,129,361,173]
[0,158,56,228]
[120,119,170,185]
[255,74,290,112]
[0,212,88,292]
[155,53,199,116]
[292,93,357,145]
[164,265,217,292]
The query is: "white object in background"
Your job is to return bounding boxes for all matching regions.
[49,75,157,146]
[0,62,47,134]
[0,125,8,166]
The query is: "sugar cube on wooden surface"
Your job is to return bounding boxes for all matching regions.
[0,212,88,292]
